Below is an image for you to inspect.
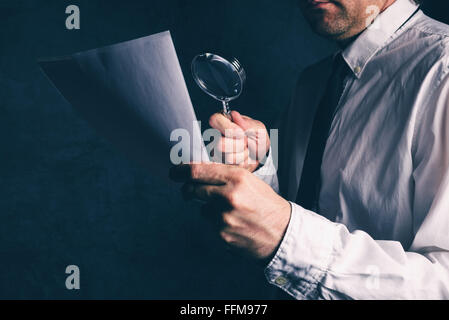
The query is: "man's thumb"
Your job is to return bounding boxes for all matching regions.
[231,111,250,130]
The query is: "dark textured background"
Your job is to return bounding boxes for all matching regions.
[0,0,447,299]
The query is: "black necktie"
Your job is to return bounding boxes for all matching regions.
[296,54,350,213]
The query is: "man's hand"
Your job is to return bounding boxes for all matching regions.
[209,111,270,172]
[170,163,291,260]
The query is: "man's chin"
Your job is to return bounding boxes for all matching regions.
[301,5,349,39]
[308,22,344,39]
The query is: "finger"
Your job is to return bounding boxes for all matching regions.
[169,163,233,184]
[245,127,268,141]
[237,151,257,168]
[247,135,269,161]
[217,136,246,154]
[209,113,245,138]
[230,111,251,131]
[182,182,226,202]
[224,149,249,165]
[212,151,246,165]
[219,228,249,249]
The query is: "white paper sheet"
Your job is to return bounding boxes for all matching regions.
[39,31,208,183]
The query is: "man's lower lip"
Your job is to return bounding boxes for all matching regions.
[306,1,333,9]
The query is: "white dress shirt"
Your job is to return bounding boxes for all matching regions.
[255,0,449,299]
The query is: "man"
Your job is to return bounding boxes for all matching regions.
[170,0,449,299]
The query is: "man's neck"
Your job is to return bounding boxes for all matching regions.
[337,34,359,49]
[336,0,398,49]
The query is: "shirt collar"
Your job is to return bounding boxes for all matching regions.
[341,0,419,78]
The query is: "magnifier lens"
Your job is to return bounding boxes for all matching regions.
[191,53,246,116]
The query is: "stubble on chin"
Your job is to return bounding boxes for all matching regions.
[300,1,363,40]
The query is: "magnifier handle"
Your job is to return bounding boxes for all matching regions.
[222,111,233,121]
[222,101,233,120]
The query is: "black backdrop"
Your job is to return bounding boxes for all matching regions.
[0,0,447,299]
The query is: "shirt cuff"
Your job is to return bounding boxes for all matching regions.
[264,202,338,299]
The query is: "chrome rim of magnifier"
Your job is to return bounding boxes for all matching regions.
[228,56,246,84]
[191,53,247,98]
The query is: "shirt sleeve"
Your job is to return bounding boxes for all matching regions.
[264,72,449,299]
[252,147,280,194]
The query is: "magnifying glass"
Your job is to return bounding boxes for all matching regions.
[191,53,246,119]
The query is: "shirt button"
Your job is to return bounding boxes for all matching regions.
[354,66,361,74]
[275,276,288,286]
